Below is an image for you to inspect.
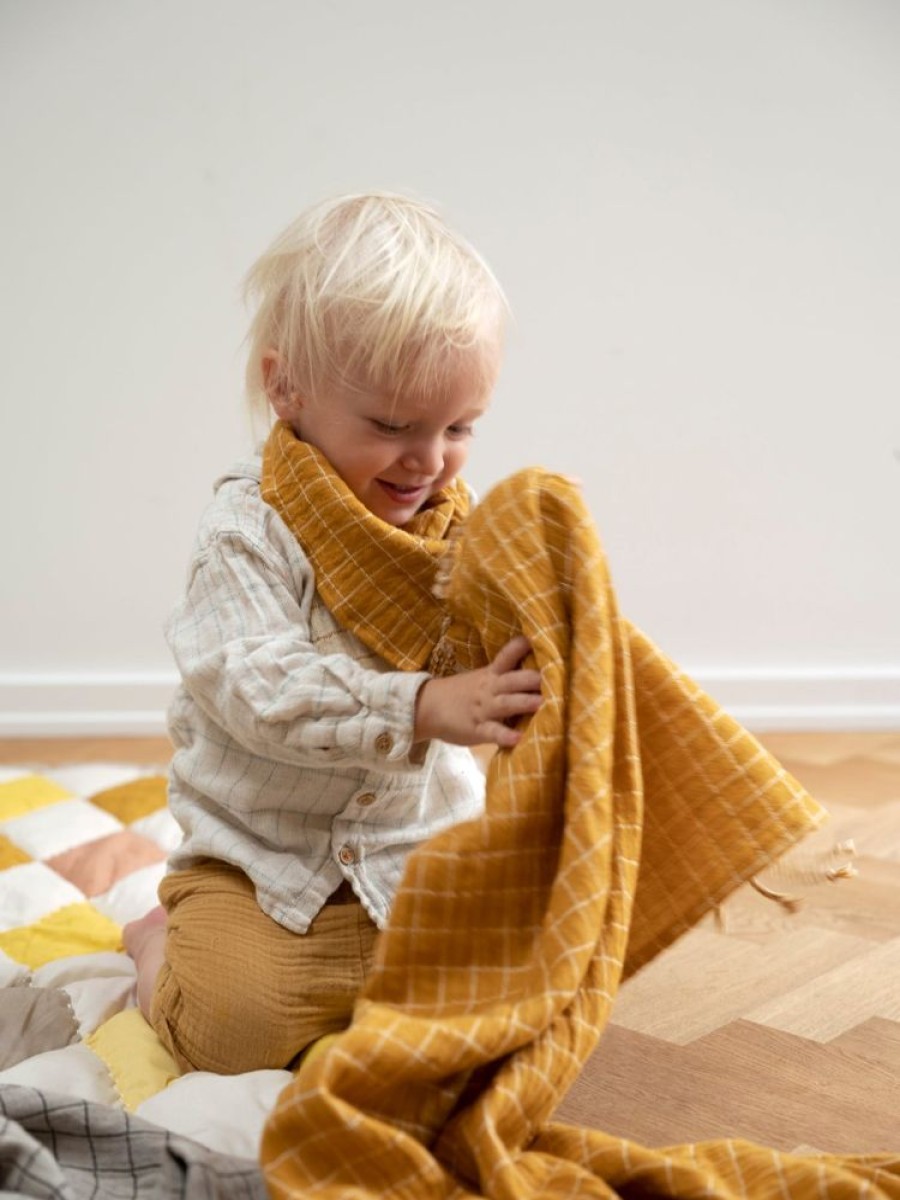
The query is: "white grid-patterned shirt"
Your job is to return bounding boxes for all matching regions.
[164,456,486,933]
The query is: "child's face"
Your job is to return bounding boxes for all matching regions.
[281,366,490,526]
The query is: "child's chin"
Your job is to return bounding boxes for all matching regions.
[380,505,417,527]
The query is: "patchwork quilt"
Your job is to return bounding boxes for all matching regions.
[0,764,290,1165]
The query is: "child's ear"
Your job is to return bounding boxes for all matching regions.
[261,350,298,422]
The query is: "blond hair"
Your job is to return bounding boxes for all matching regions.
[243,192,508,419]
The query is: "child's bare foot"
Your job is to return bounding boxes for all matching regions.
[123,905,166,958]
[123,906,167,1018]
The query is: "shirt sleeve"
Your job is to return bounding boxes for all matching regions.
[166,527,431,772]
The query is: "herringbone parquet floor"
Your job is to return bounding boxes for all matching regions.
[3,733,898,1153]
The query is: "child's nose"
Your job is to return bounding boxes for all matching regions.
[402,437,443,476]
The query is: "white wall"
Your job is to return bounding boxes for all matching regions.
[2,0,898,733]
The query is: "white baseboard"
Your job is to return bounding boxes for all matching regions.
[0,672,177,737]
[688,665,900,732]
[0,667,898,737]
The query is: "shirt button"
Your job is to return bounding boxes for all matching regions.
[374,732,394,754]
[357,792,376,807]
[338,845,356,866]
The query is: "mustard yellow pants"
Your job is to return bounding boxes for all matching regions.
[150,860,379,1074]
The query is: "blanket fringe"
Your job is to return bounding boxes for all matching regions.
[715,839,858,926]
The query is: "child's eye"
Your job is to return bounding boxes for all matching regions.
[371,419,408,435]
[447,424,474,439]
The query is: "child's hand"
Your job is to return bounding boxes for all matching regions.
[414,635,542,749]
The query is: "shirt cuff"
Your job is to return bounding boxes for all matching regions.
[364,670,432,767]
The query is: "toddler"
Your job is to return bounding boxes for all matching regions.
[125,192,542,1074]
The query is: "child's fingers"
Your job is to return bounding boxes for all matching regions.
[490,635,532,675]
[489,691,542,720]
[481,720,523,749]
[501,669,542,694]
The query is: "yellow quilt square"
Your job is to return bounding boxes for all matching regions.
[0,902,122,969]
[0,835,31,870]
[86,1008,180,1110]
[89,776,169,824]
[0,775,73,821]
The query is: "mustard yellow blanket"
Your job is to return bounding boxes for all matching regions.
[262,470,900,1198]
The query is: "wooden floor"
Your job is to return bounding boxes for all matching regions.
[2,731,899,1153]
[559,731,900,1154]
[0,737,173,766]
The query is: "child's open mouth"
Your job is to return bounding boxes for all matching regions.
[378,480,427,504]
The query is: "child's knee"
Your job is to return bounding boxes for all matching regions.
[150,956,303,1074]
[150,865,376,1073]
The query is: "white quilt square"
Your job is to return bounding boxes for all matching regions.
[92,861,168,925]
[0,862,85,931]
[33,951,135,991]
[49,764,144,799]
[0,1042,119,1106]
[64,973,138,1036]
[0,947,31,985]
[0,769,31,786]
[1,799,123,859]
[132,807,183,853]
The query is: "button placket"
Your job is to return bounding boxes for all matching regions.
[338,845,356,866]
